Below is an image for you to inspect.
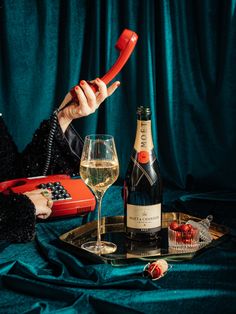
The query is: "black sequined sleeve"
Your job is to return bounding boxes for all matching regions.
[0,116,20,181]
[0,117,36,242]
[0,116,83,243]
[0,193,36,242]
[21,117,83,177]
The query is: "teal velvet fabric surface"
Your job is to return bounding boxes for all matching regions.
[1,186,236,314]
[1,0,236,191]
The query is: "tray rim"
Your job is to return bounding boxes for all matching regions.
[59,212,229,265]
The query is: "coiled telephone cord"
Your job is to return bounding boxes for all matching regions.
[42,99,74,176]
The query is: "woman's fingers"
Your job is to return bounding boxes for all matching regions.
[107,81,120,96]
[78,81,97,110]
[24,189,53,219]
[59,78,121,122]
[89,78,120,106]
[37,208,52,219]
[96,80,120,104]
[93,78,108,104]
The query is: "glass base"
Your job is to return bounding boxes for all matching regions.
[81,241,117,255]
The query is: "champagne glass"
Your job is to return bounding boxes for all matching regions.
[80,134,119,254]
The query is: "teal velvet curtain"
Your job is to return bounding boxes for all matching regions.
[1,0,236,193]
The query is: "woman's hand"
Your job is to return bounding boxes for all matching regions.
[24,189,53,219]
[57,78,120,132]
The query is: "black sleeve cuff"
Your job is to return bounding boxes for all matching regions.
[21,116,83,177]
[61,123,84,160]
[0,193,36,243]
[50,118,83,176]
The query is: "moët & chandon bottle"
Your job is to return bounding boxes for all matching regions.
[124,106,162,241]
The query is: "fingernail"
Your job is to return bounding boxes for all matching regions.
[96,78,101,82]
[75,86,79,90]
[80,80,85,85]
[116,82,121,87]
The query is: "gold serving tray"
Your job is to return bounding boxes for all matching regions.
[59,212,229,265]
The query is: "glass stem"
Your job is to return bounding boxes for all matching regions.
[96,192,103,248]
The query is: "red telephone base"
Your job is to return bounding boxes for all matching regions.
[0,175,96,218]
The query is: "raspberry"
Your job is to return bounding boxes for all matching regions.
[169,221,179,231]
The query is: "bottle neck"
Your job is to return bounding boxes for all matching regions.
[134,119,154,152]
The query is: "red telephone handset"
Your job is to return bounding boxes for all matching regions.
[70,29,138,101]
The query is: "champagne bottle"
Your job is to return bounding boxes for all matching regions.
[124,106,162,241]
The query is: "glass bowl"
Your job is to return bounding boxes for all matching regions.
[168,225,200,253]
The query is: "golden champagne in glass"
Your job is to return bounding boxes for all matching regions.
[80,134,119,254]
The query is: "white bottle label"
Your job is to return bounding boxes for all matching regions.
[127,203,161,230]
[134,120,154,152]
